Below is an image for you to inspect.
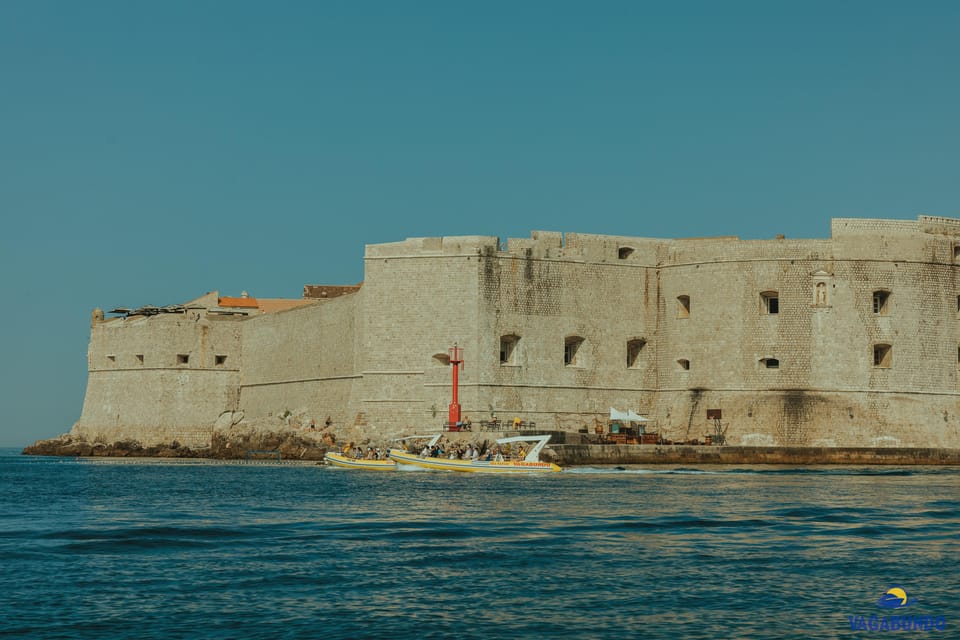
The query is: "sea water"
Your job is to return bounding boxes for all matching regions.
[1,448,957,639]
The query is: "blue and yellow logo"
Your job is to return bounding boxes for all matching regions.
[876,585,916,609]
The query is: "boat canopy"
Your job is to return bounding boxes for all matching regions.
[495,434,552,463]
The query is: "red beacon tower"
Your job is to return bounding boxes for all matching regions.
[447,345,464,427]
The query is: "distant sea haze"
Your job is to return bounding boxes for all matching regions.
[2,449,957,639]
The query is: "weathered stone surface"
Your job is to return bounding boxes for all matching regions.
[38,215,960,458]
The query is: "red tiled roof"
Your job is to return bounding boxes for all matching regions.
[218,296,259,308]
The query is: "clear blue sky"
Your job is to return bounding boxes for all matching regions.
[2,1,958,447]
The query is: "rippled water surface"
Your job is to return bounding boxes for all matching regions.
[1,450,957,639]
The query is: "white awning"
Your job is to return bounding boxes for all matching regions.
[609,408,648,422]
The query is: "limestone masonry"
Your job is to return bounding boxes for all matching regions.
[71,216,960,451]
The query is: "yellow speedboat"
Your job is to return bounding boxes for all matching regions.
[389,435,562,473]
[323,452,397,470]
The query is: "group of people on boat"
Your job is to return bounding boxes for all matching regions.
[417,440,526,462]
[342,443,387,460]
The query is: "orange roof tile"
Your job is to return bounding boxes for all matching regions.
[218,296,260,308]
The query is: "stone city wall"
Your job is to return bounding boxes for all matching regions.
[239,294,358,430]
[75,310,243,448]
[65,216,960,452]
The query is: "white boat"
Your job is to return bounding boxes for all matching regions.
[388,434,562,473]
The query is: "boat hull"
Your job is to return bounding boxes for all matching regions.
[324,453,396,470]
[388,449,561,473]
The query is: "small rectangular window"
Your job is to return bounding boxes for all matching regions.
[564,337,584,367]
[627,339,646,368]
[873,344,892,368]
[761,291,779,315]
[215,355,227,366]
[677,295,690,319]
[106,355,116,364]
[177,354,189,365]
[873,291,890,315]
[499,336,518,365]
[136,354,144,365]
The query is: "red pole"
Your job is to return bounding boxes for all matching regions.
[448,346,463,426]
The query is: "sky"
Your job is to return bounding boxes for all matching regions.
[1,1,958,447]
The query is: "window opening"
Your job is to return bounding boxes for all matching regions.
[677,295,690,319]
[617,247,635,260]
[677,358,690,371]
[564,337,584,367]
[761,291,779,314]
[177,354,190,365]
[873,290,890,315]
[873,344,892,368]
[626,339,646,368]
[761,358,780,369]
[136,354,144,365]
[499,335,519,365]
[215,355,227,367]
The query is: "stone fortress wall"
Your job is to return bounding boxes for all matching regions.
[73,216,960,449]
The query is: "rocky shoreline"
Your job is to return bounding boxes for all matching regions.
[22,430,960,466]
[22,426,335,461]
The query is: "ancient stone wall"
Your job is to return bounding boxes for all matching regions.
[239,294,359,431]
[75,311,243,447]
[68,215,960,450]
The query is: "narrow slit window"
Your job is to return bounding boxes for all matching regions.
[677,295,690,319]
